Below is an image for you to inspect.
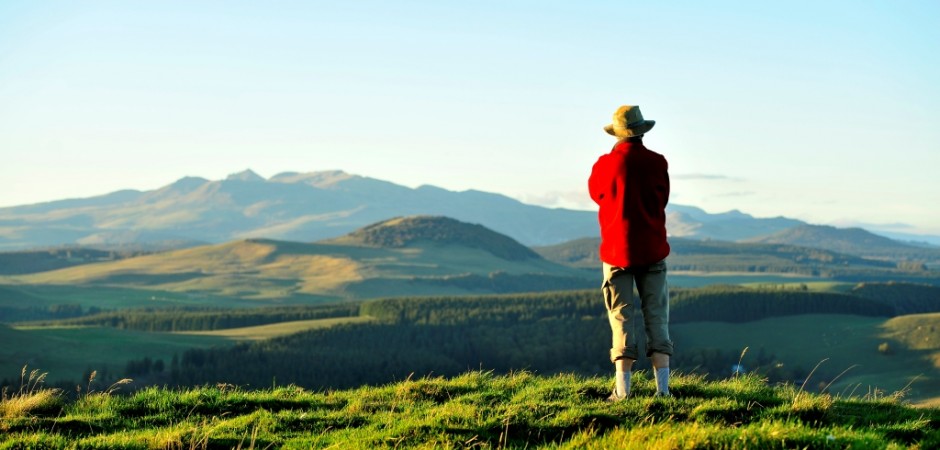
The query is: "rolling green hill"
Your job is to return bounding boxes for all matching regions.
[0,248,147,275]
[0,217,594,307]
[3,371,938,449]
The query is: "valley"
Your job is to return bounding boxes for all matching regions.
[1,210,938,407]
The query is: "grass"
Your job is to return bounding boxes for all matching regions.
[0,368,61,420]
[669,273,825,288]
[5,312,940,400]
[172,316,375,340]
[673,314,940,403]
[737,281,856,292]
[2,315,371,383]
[0,238,591,302]
[0,283,289,310]
[1,370,938,449]
[0,325,229,383]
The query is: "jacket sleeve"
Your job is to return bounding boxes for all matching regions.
[588,157,605,205]
[663,160,670,206]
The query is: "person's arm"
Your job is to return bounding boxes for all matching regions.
[663,160,670,206]
[588,157,606,205]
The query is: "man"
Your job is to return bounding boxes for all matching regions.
[588,105,673,401]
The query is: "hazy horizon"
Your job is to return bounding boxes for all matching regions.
[2,1,938,234]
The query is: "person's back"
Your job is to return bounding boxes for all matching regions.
[589,105,674,401]
[589,137,670,268]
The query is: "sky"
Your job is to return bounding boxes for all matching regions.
[1,1,938,236]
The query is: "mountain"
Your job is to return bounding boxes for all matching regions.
[5,217,594,302]
[665,205,805,241]
[326,216,540,261]
[2,169,937,257]
[0,170,596,250]
[745,225,940,263]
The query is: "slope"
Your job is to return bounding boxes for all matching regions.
[2,217,594,305]
[4,372,938,448]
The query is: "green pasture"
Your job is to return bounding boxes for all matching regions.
[673,314,940,404]
[0,324,228,384]
[0,283,336,311]
[668,272,823,288]
[738,280,856,292]
[173,316,374,340]
[1,315,374,384]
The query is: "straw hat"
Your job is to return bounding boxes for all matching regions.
[604,105,655,138]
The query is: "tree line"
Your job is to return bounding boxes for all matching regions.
[116,283,937,391]
[18,282,935,332]
[22,303,360,332]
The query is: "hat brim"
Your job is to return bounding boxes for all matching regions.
[604,120,655,138]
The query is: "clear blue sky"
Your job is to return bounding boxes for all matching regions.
[2,1,938,235]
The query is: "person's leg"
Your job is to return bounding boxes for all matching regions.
[603,263,639,399]
[636,260,673,395]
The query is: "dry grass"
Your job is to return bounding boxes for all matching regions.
[173,316,374,340]
[0,388,60,419]
[0,366,62,420]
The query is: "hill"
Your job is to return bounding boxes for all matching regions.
[2,371,937,448]
[1,217,593,304]
[0,248,144,275]
[746,224,940,264]
[327,215,540,261]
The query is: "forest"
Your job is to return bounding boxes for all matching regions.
[22,282,929,394]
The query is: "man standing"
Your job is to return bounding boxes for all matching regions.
[588,105,673,400]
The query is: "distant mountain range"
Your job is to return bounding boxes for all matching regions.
[0,170,594,250]
[744,225,940,261]
[1,169,937,262]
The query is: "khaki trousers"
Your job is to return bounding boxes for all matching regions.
[602,260,674,362]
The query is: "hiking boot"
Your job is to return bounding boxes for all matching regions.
[654,391,672,398]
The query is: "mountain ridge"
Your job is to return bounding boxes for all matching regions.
[745,224,940,262]
[2,169,936,257]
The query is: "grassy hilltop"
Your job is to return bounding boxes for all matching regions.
[2,370,939,449]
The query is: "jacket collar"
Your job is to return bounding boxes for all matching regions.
[612,139,646,153]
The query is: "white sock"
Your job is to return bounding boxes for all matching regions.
[615,370,631,398]
[655,367,670,395]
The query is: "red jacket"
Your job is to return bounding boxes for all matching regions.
[588,140,670,268]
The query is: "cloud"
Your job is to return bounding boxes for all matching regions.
[829,220,915,231]
[517,190,595,211]
[673,173,744,182]
[714,191,756,198]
